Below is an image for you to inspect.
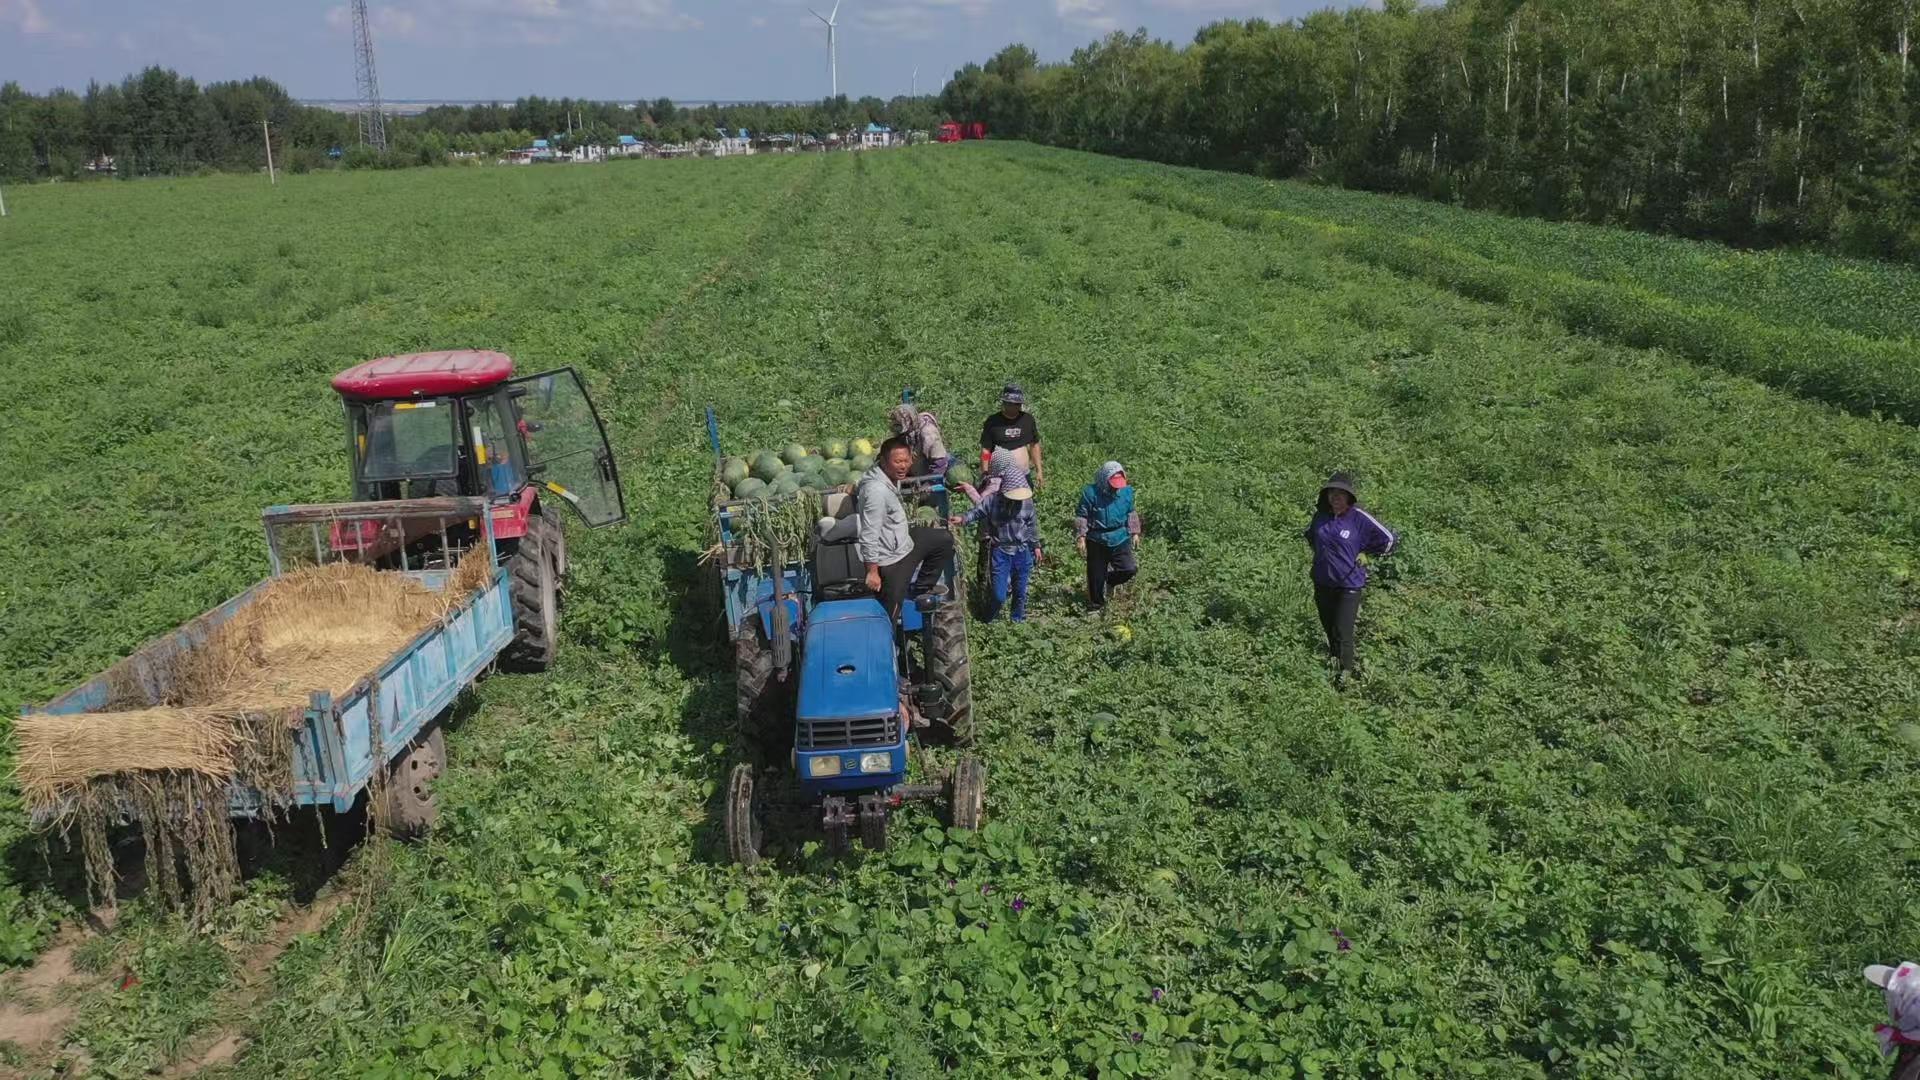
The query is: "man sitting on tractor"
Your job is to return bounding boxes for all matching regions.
[857,437,953,616]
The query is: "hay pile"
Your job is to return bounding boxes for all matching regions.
[14,556,492,920]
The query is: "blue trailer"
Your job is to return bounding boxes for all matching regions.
[706,408,984,863]
[23,497,522,836]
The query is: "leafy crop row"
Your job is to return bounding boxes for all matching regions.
[1097,160,1920,425]
[1,145,1915,1077]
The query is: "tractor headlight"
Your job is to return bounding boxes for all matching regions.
[858,752,892,774]
[807,756,842,778]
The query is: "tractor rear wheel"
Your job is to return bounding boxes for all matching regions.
[542,504,569,595]
[724,764,762,867]
[928,577,974,746]
[948,756,985,831]
[503,516,558,672]
[733,621,781,739]
[383,726,446,839]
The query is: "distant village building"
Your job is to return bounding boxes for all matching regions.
[861,123,894,150]
[613,134,646,158]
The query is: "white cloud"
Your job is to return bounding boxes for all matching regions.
[0,0,87,44]
[324,0,697,48]
[324,4,423,39]
[1056,0,1119,31]
[854,0,990,41]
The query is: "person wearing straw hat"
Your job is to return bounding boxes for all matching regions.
[1864,962,1920,1079]
[1304,471,1396,683]
[979,382,1043,489]
[1074,461,1140,612]
[951,458,1041,623]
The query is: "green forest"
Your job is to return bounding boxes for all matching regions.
[941,0,1920,257]
[0,69,941,178]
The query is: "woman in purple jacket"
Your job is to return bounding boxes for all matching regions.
[1304,472,1396,681]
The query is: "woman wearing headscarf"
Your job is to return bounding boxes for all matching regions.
[1304,472,1396,681]
[888,403,950,478]
[1074,461,1139,612]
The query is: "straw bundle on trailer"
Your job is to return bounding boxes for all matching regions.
[13,556,493,919]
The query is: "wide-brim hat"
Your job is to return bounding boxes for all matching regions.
[1000,382,1026,405]
[1004,485,1034,501]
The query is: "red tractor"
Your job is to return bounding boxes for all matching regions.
[935,121,989,143]
[329,350,626,669]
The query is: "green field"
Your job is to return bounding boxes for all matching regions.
[1,144,1917,1078]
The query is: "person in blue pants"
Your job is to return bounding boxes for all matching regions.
[951,462,1041,622]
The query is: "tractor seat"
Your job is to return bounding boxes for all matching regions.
[812,491,866,599]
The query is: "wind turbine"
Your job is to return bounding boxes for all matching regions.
[809,0,842,98]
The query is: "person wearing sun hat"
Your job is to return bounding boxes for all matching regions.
[951,457,1041,623]
[1865,961,1920,1077]
[1304,471,1397,683]
[1074,461,1140,612]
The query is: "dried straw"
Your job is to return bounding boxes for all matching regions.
[14,557,492,919]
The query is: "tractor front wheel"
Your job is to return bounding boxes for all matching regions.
[383,726,446,839]
[725,764,763,867]
[947,756,985,831]
[504,516,558,672]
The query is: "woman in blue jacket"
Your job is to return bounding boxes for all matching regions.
[1074,461,1140,611]
[1304,472,1396,680]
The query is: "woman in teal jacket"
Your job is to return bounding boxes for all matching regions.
[1073,461,1140,611]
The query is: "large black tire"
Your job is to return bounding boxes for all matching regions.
[384,726,446,839]
[542,503,569,593]
[928,567,974,745]
[725,763,762,866]
[734,620,778,736]
[503,516,558,672]
[859,797,889,851]
[948,756,985,831]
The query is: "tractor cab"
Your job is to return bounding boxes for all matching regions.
[331,351,627,538]
[330,350,627,671]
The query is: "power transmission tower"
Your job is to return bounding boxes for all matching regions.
[351,0,388,151]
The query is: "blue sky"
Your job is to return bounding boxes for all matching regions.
[0,0,1356,102]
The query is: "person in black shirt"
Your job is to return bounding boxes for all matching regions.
[979,382,1044,488]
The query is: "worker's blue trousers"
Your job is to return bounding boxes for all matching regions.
[987,545,1035,623]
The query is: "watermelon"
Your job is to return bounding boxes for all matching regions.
[824,438,849,460]
[720,456,749,487]
[751,452,784,482]
[732,477,768,500]
[823,460,853,486]
[911,505,939,527]
[851,453,876,472]
[947,463,977,488]
[770,474,802,497]
[798,454,826,475]
[780,442,808,466]
[851,437,876,458]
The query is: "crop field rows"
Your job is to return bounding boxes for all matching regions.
[0,144,1916,1078]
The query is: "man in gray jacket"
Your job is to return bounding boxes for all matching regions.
[858,436,953,616]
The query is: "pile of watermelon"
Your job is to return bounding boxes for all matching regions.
[720,437,879,501]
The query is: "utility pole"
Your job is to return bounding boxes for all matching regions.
[912,66,918,98]
[262,120,276,185]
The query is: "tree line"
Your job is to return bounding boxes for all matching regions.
[940,0,1919,259]
[0,67,946,181]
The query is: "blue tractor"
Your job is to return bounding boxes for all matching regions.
[707,408,983,864]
